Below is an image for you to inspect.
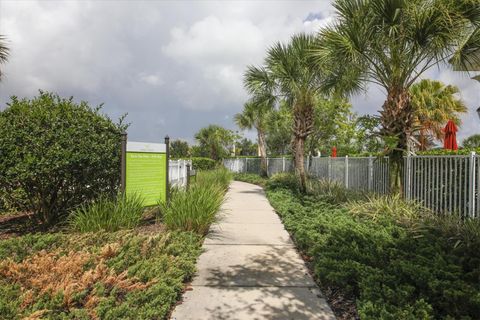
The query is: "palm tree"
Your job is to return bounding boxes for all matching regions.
[246,34,320,191]
[0,35,9,81]
[410,80,467,150]
[235,100,271,177]
[451,25,480,72]
[194,125,235,161]
[313,0,479,191]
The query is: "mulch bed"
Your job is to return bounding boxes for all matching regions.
[0,212,47,240]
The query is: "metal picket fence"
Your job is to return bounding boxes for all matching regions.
[224,153,480,218]
[223,158,295,175]
[169,159,191,188]
[404,153,480,218]
[309,156,390,194]
[224,156,389,194]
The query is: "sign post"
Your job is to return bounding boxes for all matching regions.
[165,135,170,203]
[120,132,127,193]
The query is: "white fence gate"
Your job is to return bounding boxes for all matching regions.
[169,159,191,188]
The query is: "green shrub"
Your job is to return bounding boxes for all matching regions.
[159,184,224,235]
[417,148,480,155]
[191,157,216,170]
[0,91,127,225]
[266,173,301,192]
[0,188,28,215]
[233,173,268,187]
[70,193,144,232]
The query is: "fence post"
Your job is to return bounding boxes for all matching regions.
[165,135,170,203]
[177,160,181,186]
[368,156,373,191]
[266,157,269,176]
[469,151,476,218]
[186,163,191,190]
[282,156,286,172]
[405,155,412,200]
[328,157,332,182]
[245,158,248,173]
[120,132,127,193]
[345,155,349,188]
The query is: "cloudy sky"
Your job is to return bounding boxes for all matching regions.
[0,0,479,144]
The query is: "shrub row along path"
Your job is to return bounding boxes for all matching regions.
[171,181,335,319]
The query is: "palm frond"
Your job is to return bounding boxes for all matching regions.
[0,35,10,80]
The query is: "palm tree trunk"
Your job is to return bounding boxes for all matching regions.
[258,130,268,177]
[292,102,314,192]
[379,87,414,193]
[294,136,307,191]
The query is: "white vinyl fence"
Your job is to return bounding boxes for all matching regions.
[169,159,191,188]
[224,153,480,218]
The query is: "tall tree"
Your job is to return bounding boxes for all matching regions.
[314,0,480,191]
[246,34,320,190]
[355,115,384,154]
[235,100,271,176]
[236,138,258,156]
[194,125,235,161]
[463,134,480,149]
[265,101,292,156]
[170,139,190,158]
[0,35,9,81]
[410,79,467,150]
[306,97,358,157]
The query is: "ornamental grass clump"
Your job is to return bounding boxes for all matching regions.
[195,167,232,191]
[347,194,426,223]
[160,185,224,235]
[159,169,230,235]
[70,193,144,232]
[306,179,367,204]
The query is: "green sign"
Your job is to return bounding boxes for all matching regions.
[125,142,167,206]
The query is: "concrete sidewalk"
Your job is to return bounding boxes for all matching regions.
[171,181,336,320]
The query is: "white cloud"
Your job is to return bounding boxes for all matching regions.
[2,0,476,143]
[163,16,264,65]
[138,73,164,87]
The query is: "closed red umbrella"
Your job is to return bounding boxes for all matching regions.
[331,146,337,157]
[443,120,458,151]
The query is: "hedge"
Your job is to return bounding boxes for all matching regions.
[191,157,216,170]
[0,91,127,225]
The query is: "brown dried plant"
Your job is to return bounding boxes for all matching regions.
[0,243,154,318]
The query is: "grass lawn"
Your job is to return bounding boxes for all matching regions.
[237,173,480,319]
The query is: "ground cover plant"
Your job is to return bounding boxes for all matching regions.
[0,229,202,319]
[263,173,480,319]
[233,173,268,187]
[159,168,231,235]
